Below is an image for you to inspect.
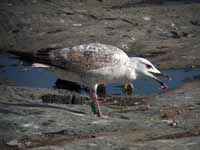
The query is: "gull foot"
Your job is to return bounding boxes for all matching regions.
[123,83,134,95]
[95,113,109,119]
[100,115,109,119]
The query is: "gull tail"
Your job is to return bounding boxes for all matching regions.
[0,48,34,61]
[0,47,62,65]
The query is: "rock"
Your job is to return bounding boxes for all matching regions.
[7,139,19,146]
[143,16,151,21]
[0,77,199,149]
[0,1,200,149]
[190,20,200,26]
[54,79,82,92]
[72,24,82,27]
[41,93,90,105]
[0,1,200,69]
[170,31,181,39]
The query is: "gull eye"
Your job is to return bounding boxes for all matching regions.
[146,64,152,69]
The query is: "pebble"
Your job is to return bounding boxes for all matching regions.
[143,16,151,21]
[7,3,13,6]
[73,23,82,27]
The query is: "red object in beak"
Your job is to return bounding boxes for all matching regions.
[161,84,168,90]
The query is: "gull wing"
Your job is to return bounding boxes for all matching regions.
[34,43,129,73]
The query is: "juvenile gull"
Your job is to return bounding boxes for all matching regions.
[6,43,169,117]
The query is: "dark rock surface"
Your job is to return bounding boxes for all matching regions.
[0,77,200,149]
[0,0,200,150]
[0,0,200,68]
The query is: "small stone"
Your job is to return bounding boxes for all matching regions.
[131,37,136,42]
[134,102,140,105]
[25,141,32,146]
[190,20,200,26]
[32,0,37,3]
[72,23,82,27]
[143,16,151,21]
[170,31,180,38]
[60,19,65,23]
[162,119,173,124]
[170,121,177,127]
[7,139,19,146]
[171,23,176,28]
[7,3,13,6]
[162,119,178,127]
[21,123,33,128]
[88,143,97,147]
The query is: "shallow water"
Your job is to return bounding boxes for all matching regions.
[0,54,200,96]
[161,0,200,7]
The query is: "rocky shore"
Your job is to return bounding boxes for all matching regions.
[0,0,200,149]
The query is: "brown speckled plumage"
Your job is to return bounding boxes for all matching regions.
[34,43,128,73]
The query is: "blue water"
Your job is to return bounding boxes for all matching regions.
[0,54,57,88]
[161,0,200,7]
[107,67,200,96]
[0,54,200,96]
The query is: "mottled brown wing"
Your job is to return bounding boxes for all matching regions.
[34,43,127,73]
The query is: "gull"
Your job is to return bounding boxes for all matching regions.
[6,43,169,117]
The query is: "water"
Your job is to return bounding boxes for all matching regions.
[0,54,57,88]
[107,67,200,96]
[113,0,200,9]
[1,54,200,96]
[161,0,200,7]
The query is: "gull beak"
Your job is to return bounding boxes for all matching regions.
[154,78,168,90]
[151,72,171,80]
[149,71,170,90]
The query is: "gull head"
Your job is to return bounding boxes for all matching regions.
[130,57,169,90]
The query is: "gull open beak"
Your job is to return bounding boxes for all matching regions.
[149,71,170,90]
[150,72,170,80]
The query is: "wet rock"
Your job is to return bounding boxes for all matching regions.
[41,93,90,105]
[54,79,82,92]
[0,77,199,149]
[159,30,192,39]
[143,16,151,21]
[170,31,181,39]
[0,1,200,69]
[0,1,200,149]
[190,20,200,26]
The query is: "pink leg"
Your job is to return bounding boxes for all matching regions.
[89,84,103,117]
